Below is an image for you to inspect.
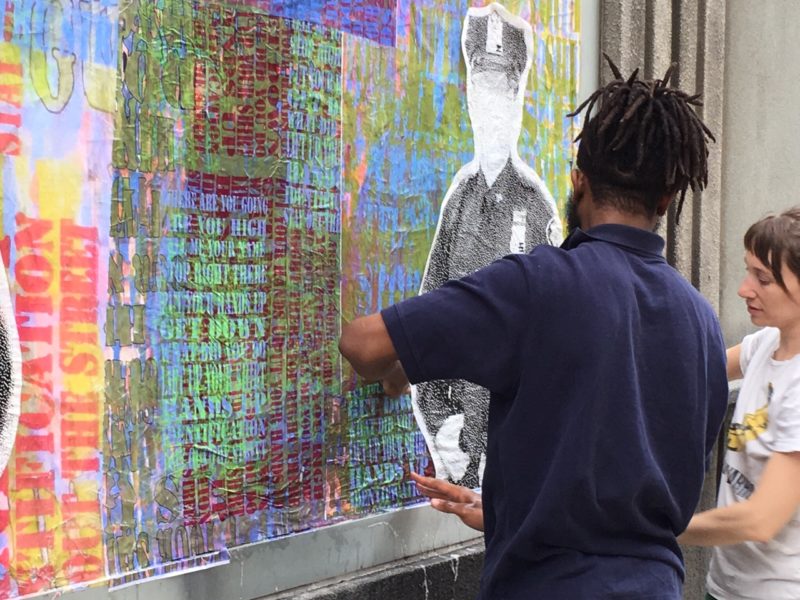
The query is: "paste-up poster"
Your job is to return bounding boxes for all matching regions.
[0,0,579,596]
[413,3,562,488]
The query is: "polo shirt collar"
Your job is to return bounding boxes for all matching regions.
[561,223,666,257]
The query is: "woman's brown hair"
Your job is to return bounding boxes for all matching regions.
[744,207,800,291]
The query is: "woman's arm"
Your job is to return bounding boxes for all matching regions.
[679,450,800,546]
[727,344,743,381]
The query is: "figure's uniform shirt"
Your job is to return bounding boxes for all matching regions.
[416,159,559,488]
[424,160,559,290]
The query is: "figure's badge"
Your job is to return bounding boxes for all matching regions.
[486,12,504,55]
[510,210,527,253]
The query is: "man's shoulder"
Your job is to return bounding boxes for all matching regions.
[665,268,720,316]
[524,238,624,278]
[523,243,573,268]
[510,244,583,294]
[652,269,724,345]
[468,246,573,291]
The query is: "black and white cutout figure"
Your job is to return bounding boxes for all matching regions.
[414,3,562,488]
[0,256,21,476]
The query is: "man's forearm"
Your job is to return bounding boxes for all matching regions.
[343,346,397,382]
[339,313,401,381]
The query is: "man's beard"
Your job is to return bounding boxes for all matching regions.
[565,192,581,236]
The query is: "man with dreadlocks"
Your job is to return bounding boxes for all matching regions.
[339,56,728,599]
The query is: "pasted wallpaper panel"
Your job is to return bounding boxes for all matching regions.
[0,0,579,596]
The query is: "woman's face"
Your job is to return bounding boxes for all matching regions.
[739,251,800,331]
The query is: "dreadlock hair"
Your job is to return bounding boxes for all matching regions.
[744,207,800,293]
[567,54,715,222]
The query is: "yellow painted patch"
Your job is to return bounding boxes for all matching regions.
[83,64,116,114]
[35,158,83,220]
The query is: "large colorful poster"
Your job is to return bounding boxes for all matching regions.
[0,0,580,595]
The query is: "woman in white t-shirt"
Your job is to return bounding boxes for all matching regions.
[679,208,800,600]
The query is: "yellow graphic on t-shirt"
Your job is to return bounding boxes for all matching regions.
[727,403,769,451]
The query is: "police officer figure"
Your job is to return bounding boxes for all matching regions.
[414,3,562,488]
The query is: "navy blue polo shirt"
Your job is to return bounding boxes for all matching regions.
[381,224,728,599]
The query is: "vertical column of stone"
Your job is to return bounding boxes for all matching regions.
[599,0,646,77]
[666,0,699,280]
[694,0,726,311]
[643,0,673,80]
[599,0,724,307]
[599,1,726,597]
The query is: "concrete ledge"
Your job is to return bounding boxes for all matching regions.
[54,504,481,600]
[259,540,484,600]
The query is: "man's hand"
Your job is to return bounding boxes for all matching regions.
[382,361,410,397]
[410,472,484,532]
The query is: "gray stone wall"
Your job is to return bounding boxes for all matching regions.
[599,2,727,597]
[719,0,800,346]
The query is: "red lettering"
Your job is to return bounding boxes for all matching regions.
[15,432,54,452]
[61,554,103,580]
[16,294,52,314]
[14,214,53,252]
[62,536,100,551]
[17,398,55,429]
[14,496,55,518]
[15,529,54,549]
[60,295,96,322]
[60,391,97,414]
[62,457,99,475]
[15,253,52,293]
[61,270,95,295]
[0,62,22,76]
[60,350,99,376]
[0,84,20,104]
[61,418,98,447]
[14,470,54,489]
[0,111,20,127]
[60,221,97,243]
[16,319,51,343]
[62,497,99,517]
[0,235,10,266]
[0,131,20,154]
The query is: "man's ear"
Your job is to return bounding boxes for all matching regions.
[655,193,674,216]
[571,169,587,202]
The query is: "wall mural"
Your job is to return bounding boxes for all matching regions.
[0,0,579,596]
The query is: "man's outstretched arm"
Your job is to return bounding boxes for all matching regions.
[339,313,410,396]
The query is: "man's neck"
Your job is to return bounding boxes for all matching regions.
[582,206,658,232]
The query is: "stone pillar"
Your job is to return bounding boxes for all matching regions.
[599,1,726,598]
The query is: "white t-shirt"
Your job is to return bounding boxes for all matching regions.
[706,327,800,600]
